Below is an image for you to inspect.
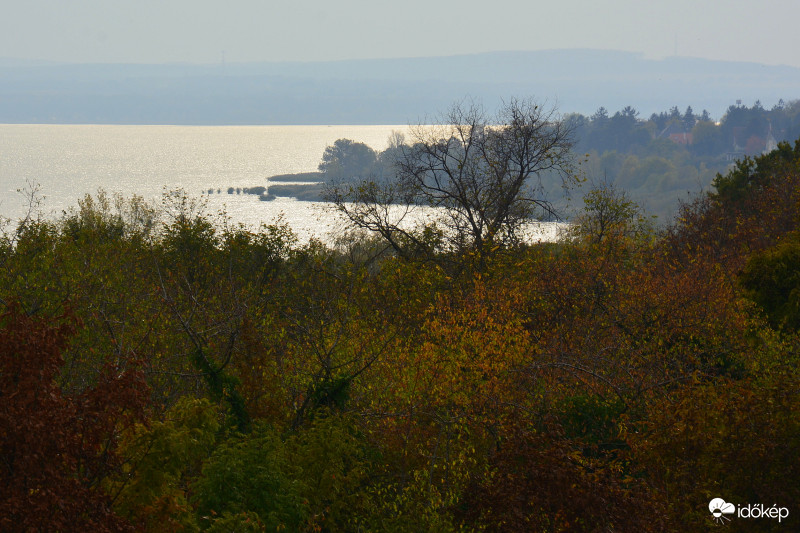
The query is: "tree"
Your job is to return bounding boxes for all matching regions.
[456,422,662,532]
[0,304,147,532]
[691,120,723,156]
[739,233,800,332]
[192,414,369,532]
[325,99,576,261]
[318,138,378,181]
[592,107,609,122]
[572,180,652,245]
[628,371,800,532]
[109,397,221,531]
[682,105,696,130]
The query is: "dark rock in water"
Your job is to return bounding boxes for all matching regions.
[243,186,267,195]
[224,180,324,202]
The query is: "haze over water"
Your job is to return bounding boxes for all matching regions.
[0,124,408,240]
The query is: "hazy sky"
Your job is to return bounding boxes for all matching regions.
[2,0,799,67]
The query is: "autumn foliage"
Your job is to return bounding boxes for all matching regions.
[2,139,800,531]
[0,304,147,532]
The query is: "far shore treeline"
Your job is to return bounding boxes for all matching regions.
[2,97,800,531]
[221,99,800,222]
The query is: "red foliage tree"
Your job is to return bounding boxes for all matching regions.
[0,304,148,532]
[455,421,667,532]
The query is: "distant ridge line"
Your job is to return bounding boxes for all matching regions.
[1,50,798,125]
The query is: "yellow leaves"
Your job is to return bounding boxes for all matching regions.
[371,277,532,415]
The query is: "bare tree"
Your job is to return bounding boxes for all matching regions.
[325,98,576,261]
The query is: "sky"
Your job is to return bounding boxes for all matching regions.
[2,0,799,68]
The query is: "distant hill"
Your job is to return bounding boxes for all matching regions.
[1,50,799,124]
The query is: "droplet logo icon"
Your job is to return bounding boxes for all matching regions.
[709,498,736,524]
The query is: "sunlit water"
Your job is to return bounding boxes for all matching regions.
[0,124,563,243]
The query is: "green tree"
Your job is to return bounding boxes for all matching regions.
[318,138,378,181]
[572,180,653,244]
[193,414,369,532]
[740,233,800,332]
[110,398,221,532]
[682,105,696,130]
[691,119,723,156]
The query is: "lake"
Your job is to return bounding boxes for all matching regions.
[0,124,563,242]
